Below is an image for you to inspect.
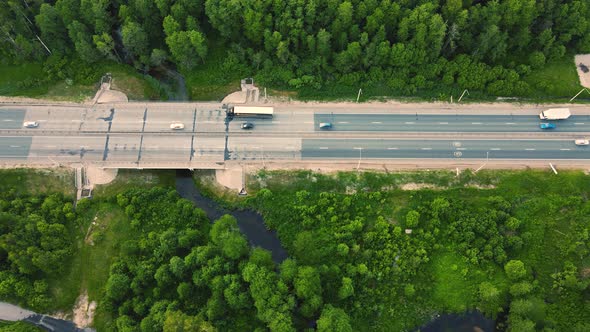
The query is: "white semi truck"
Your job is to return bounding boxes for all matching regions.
[539,108,571,120]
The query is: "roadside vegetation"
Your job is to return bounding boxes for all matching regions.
[2,1,589,102]
[0,59,161,102]
[1,168,589,331]
[0,321,42,332]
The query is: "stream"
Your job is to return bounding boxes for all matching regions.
[175,170,288,263]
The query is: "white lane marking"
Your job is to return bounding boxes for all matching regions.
[505,122,516,125]
[337,121,349,124]
[70,120,82,122]
[525,148,536,151]
[560,148,571,151]
[319,147,329,150]
[272,121,281,124]
[439,122,448,124]
[405,122,415,124]
[353,147,363,150]
[471,122,482,125]
[9,145,20,148]
[46,145,57,148]
[3,119,14,122]
[371,121,382,124]
[387,147,398,150]
[421,148,432,150]
[574,123,585,125]
[456,148,466,150]
[490,148,501,150]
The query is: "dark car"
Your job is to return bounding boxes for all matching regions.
[241,122,254,129]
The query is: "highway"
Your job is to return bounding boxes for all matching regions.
[314,113,590,132]
[0,103,589,167]
[302,139,589,160]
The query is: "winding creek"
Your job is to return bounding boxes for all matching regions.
[175,170,288,263]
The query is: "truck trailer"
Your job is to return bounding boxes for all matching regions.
[227,106,274,118]
[539,108,571,120]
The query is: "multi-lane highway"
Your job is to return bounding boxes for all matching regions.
[314,113,590,132]
[0,103,589,167]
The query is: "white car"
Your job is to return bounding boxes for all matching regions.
[23,121,39,128]
[170,123,185,130]
[574,139,589,146]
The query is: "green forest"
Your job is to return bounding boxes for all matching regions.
[1,0,589,100]
[0,169,589,331]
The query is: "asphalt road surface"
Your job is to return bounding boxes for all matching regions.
[314,113,590,132]
[1,104,590,165]
[301,139,590,160]
[0,108,26,129]
[0,137,32,159]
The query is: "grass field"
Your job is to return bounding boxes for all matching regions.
[0,61,160,102]
[92,169,176,198]
[182,43,249,101]
[0,168,74,197]
[524,58,586,99]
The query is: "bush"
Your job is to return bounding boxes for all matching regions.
[529,52,546,69]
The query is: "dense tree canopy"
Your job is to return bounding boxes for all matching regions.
[0,192,75,311]
[2,0,590,97]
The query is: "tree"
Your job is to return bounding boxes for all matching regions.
[317,305,353,332]
[478,282,503,316]
[93,33,117,60]
[338,277,354,300]
[163,310,215,332]
[166,30,208,70]
[505,260,526,280]
[67,21,99,63]
[405,210,420,228]
[294,266,323,317]
[106,273,130,302]
[121,21,148,61]
[35,4,68,54]
[509,281,532,297]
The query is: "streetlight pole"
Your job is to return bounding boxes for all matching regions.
[354,147,362,171]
